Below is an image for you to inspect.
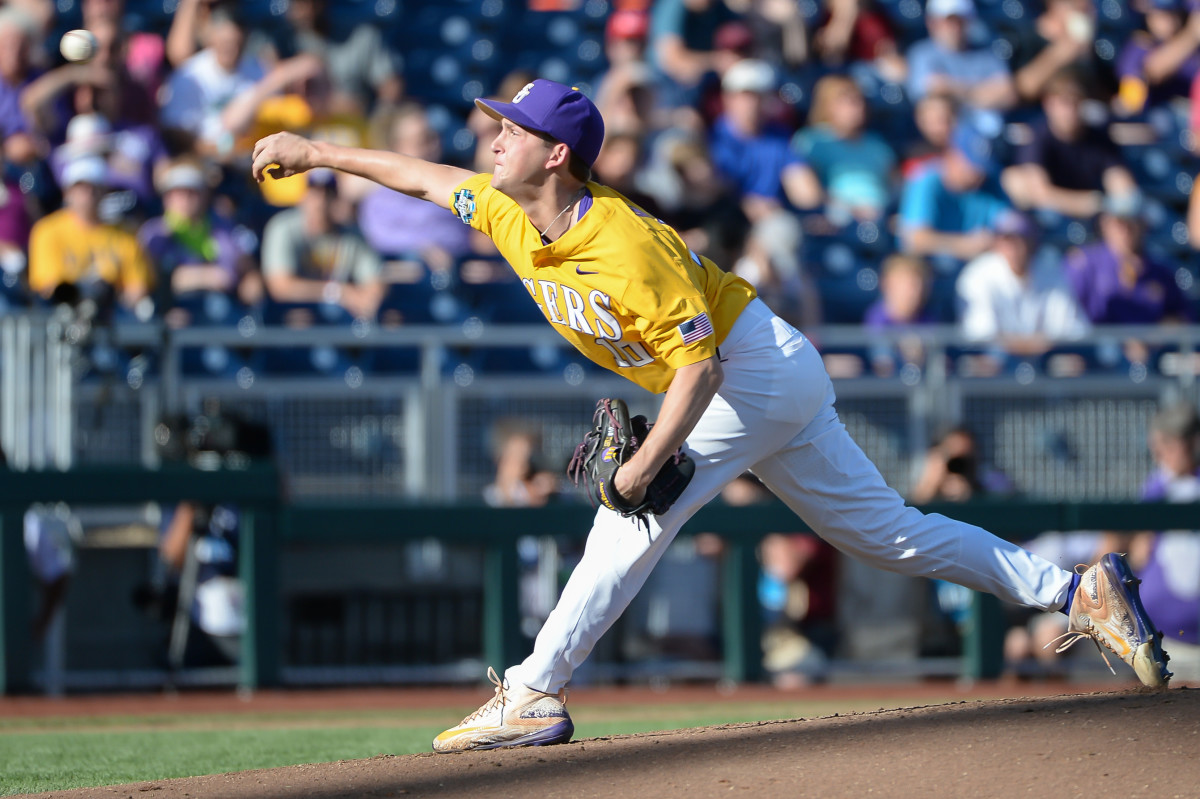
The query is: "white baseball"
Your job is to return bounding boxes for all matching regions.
[60,29,98,62]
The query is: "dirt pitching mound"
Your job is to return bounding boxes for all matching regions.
[21,688,1199,799]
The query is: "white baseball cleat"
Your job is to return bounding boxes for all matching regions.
[1050,553,1172,688]
[432,667,574,752]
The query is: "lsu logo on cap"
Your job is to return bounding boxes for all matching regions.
[453,188,476,224]
[513,82,534,102]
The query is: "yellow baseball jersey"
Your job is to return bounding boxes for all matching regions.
[449,174,755,393]
[28,210,153,298]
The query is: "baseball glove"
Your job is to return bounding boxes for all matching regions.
[567,398,695,527]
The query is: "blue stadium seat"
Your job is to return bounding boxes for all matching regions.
[180,345,249,378]
[170,291,248,327]
[261,299,355,327]
[168,292,254,378]
[0,274,31,312]
[256,344,359,378]
[458,275,543,324]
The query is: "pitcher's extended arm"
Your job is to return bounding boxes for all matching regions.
[251,132,474,209]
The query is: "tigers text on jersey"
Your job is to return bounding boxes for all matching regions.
[449,174,755,393]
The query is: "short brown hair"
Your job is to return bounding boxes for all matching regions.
[881,254,930,282]
[808,75,863,128]
[1151,403,1200,442]
[530,128,592,183]
[567,151,592,183]
[1042,68,1085,101]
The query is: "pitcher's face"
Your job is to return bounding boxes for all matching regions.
[489,118,554,195]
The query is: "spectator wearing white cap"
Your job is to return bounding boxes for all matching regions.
[138,159,256,314]
[28,156,153,312]
[906,0,1017,114]
[1064,191,1191,326]
[709,59,809,222]
[44,106,170,219]
[50,114,112,186]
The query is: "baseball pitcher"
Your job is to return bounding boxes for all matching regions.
[252,79,1172,753]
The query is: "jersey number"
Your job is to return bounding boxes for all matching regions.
[596,338,654,368]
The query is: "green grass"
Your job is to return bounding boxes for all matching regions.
[0,697,926,796]
[0,726,433,796]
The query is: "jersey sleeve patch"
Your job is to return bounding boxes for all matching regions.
[677,312,714,345]
[453,189,476,224]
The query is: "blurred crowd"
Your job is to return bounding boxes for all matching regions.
[0,0,1198,380]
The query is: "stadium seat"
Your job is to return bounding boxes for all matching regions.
[170,291,248,327]
[457,274,543,325]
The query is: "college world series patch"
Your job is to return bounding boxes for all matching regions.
[453,189,476,224]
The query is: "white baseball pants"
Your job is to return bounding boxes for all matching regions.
[507,299,1073,694]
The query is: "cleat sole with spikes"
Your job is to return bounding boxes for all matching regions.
[1102,554,1172,688]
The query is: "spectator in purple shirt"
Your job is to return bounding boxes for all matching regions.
[357,103,471,266]
[1115,0,1200,115]
[0,8,39,166]
[1063,192,1191,326]
[138,159,256,321]
[863,254,937,377]
[0,161,32,286]
[1142,403,1200,502]
[1100,404,1200,681]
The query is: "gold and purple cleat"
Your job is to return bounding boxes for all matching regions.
[432,667,574,752]
[1053,553,1172,688]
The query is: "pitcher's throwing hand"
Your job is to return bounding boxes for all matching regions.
[251,132,321,182]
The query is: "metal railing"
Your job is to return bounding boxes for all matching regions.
[3,311,1198,502]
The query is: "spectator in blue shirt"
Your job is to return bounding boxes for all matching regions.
[899,121,1010,262]
[790,74,896,222]
[897,119,1008,261]
[649,0,741,101]
[709,58,808,222]
[906,0,1017,117]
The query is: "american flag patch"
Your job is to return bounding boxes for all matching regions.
[678,312,713,345]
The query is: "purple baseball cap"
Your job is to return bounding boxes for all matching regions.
[993,210,1038,244]
[475,79,605,169]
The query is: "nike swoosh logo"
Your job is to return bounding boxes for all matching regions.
[1076,572,1133,656]
[576,266,598,275]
